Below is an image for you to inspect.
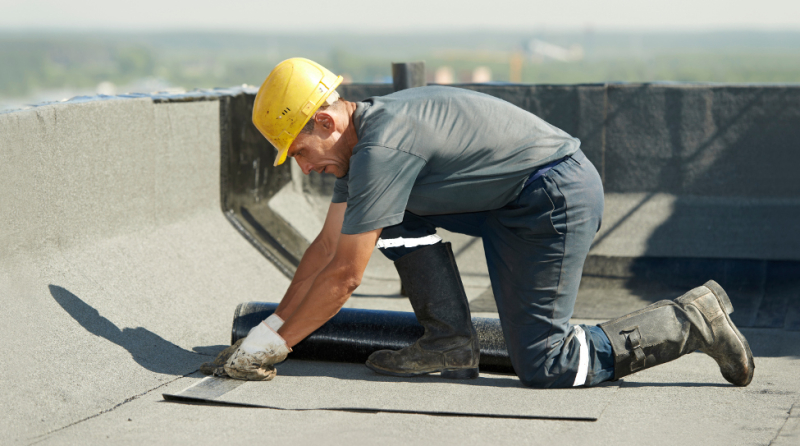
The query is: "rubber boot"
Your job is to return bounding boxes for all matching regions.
[599,280,755,386]
[366,242,480,379]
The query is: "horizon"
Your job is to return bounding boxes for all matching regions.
[3,20,800,111]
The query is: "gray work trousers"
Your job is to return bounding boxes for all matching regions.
[378,149,615,388]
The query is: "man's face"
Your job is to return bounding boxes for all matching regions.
[287,114,350,178]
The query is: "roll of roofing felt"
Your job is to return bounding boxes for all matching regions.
[231,302,515,374]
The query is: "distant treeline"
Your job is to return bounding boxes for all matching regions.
[1,31,800,98]
[1,38,155,96]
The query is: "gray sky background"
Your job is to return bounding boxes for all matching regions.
[1,0,798,33]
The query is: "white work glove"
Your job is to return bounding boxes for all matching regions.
[264,313,284,331]
[223,314,291,381]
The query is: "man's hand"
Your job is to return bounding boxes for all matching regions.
[200,314,288,381]
[223,318,292,380]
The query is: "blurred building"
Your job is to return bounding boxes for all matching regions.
[527,39,584,62]
[472,66,492,83]
[434,66,454,84]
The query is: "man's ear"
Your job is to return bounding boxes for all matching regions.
[314,111,335,134]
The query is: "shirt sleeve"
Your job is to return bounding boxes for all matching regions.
[341,146,427,234]
[331,175,349,203]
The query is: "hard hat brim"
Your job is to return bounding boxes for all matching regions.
[273,147,289,167]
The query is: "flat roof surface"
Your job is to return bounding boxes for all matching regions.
[3,94,798,446]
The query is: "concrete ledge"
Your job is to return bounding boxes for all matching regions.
[0,94,289,442]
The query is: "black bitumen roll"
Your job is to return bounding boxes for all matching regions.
[231,302,515,374]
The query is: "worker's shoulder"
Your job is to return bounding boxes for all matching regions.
[364,86,499,120]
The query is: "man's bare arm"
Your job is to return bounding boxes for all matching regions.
[274,202,346,320]
[278,227,382,347]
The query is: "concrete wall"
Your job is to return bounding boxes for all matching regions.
[0,95,289,440]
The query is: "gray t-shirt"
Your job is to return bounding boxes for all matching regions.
[332,86,580,234]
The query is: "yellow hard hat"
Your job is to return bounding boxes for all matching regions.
[252,58,344,166]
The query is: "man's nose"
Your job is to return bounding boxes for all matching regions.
[296,158,313,175]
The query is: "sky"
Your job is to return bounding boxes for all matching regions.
[1,0,799,33]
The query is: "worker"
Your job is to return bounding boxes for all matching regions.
[214,58,754,388]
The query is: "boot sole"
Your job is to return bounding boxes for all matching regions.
[365,360,479,380]
[704,280,755,386]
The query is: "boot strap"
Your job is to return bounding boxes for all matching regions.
[623,327,647,372]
